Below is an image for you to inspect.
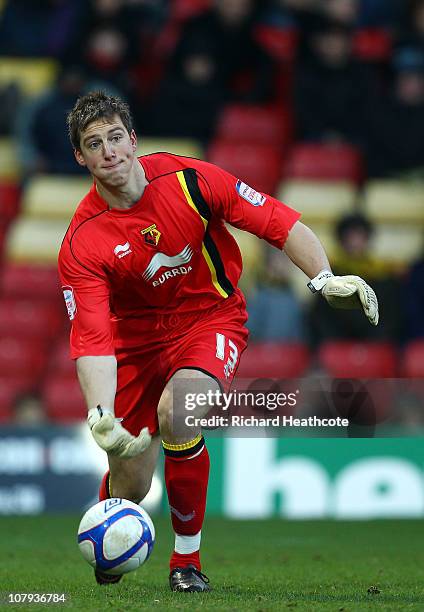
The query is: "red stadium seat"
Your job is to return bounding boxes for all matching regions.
[0,336,48,381]
[318,341,397,378]
[0,225,5,259]
[0,263,61,301]
[353,29,392,62]
[0,379,18,422]
[284,143,364,184]
[214,104,293,148]
[254,25,299,63]
[0,182,20,221]
[238,342,310,378]
[0,397,12,422]
[400,341,424,401]
[0,298,62,339]
[47,335,75,378]
[43,376,85,423]
[0,376,40,422]
[402,341,424,378]
[207,141,283,195]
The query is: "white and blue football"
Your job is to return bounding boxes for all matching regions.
[77,498,155,575]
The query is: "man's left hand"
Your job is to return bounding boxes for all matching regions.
[322,275,379,326]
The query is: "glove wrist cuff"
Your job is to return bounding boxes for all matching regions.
[307,269,334,293]
[87,405,114,429]
[94,405,114,415]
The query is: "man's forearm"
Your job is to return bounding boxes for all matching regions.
[77,355,152,457]
[76,355,117,411]
[283,221,332,279]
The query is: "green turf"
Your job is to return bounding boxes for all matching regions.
[0,516,423,611]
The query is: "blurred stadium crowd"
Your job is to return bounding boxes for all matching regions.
[0,0,423,426]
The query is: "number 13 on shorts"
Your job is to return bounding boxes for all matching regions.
[216,333,239,380]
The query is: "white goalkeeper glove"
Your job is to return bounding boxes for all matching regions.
[308,270,379,326]
[87,406,151,458]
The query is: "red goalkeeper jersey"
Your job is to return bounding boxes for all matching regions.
[58,153,300,358]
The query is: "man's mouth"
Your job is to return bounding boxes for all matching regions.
[103,161,122,169]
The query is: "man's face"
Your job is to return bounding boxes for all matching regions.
[341,228,370,256]
[215,0,252,25]
[75,115,137,187]
[314,31,351,67]
[396,72,424,106]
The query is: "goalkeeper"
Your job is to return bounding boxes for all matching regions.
[58,91,378,593]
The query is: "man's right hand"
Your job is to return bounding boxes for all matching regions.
[87,406,151,458]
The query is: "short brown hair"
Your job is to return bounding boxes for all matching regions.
[67,91,134,150]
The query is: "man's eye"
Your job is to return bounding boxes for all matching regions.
[89,142,100,150]
[112,135,122,143]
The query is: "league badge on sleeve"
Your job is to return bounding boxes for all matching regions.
[236,180,266,207]
[62,285,77,320]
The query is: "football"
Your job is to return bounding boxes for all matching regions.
[77,498,155,575]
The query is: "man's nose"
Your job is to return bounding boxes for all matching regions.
[102,140,116,159]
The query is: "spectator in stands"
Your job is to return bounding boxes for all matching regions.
[264,0,400,30]
[71,25,135,102]
[63,0,140,64]
[247,247,305,341]
[13,393,47,426]
[398,0,424,50]
[16,67,85,176]
[363,47,424,177]
[261,0,358,29]
[0,84,21,136]
[322,0,359,26]
[0,0,80,58]
[16,47,128,177]
[356,0,401,27]
[61,0,159,112]
[16,66,122,176]
[321,0,399,28]
[308,213,402,344]
[142,36,226,142]
[404,248,424,339]
[260,0,319,30]
[62,0,141,106]
[294,18,374,144]
[16,67,89,176]
[144,0,274,141]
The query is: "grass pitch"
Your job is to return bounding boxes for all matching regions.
[0,516,423,611]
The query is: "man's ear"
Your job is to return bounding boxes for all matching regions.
[130,129,137,152]
[74,149,86,167]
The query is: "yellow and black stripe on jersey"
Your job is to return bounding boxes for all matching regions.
[176,168,234,299]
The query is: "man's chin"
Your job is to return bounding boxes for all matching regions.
[103,171,128,187]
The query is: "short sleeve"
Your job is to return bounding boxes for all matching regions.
[58,238,114,359]
[191,159,301,249]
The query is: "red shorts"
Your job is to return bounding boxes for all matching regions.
[113,292,248,436]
